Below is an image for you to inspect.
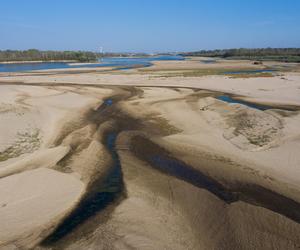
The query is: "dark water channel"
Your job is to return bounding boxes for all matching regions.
[42,131,123,244]
[131,135,300,224]
[217,95,298,111]
[217,95,271,111]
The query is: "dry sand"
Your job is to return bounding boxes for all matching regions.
[0,58,300,249]
[0,168,84,248]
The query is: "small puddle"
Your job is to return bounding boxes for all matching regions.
[116,63,152,71]
[104,98,113,106]
[201,59,217,64]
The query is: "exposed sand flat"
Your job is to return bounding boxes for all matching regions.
[143,57,265,70]
[1,65,299,106]
[0,58,300,249]
[0,168,84,248]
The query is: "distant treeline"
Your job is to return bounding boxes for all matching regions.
[180,48,300,62]
[100,52,149,57]
[0,49,98,62]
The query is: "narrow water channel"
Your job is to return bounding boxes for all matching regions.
[131,135,237,203]
[42,131,123,244]
[217,95,271,110]
[217,95,298,111]
[223,69,275,75]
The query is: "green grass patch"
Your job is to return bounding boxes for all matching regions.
[147,68,275,78]
[228,72,274,78]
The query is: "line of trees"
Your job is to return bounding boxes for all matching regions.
[0,49,98,62]
[180,48,300,62]
[100,52,149,57]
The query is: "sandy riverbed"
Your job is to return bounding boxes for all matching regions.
[0,59,300,249]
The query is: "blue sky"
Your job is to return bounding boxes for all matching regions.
[1,0,300,52]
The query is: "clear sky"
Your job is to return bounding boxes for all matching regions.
[1,0,300,52]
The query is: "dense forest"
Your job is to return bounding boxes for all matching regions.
[0,49,98,62]
[180,48,300,62]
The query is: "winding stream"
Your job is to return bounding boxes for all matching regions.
[42,131,123,244]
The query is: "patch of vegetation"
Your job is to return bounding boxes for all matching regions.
[0,129,41,162]
[148,68,275,78]
[0,103,28,115]
[180,48,300,63]
[228,110,282,147]
[247,134,273,146]
[228,72,274,78]
[0,49,98,62]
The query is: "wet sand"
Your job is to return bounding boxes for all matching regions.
[1,59,300,249]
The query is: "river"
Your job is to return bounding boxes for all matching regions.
[0,55,184,73]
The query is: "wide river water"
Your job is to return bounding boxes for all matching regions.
[0,55,184,73]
